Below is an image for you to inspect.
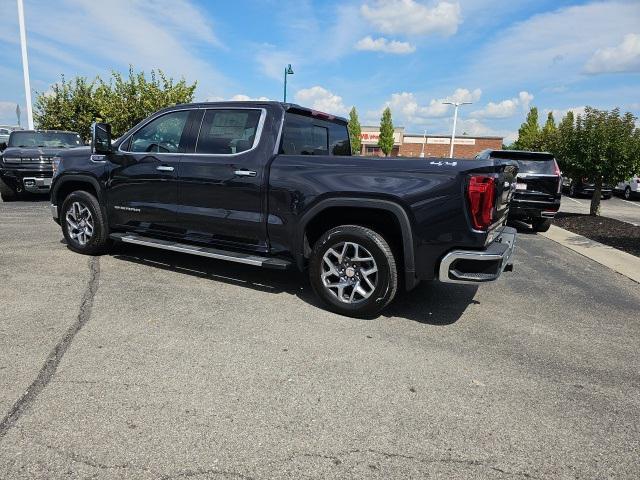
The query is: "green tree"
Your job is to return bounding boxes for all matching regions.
[513,106,541,151]
[540,112,557,152]
[570,108,639,215]
[378,107,394,156]
[347,106,362,155]
[552,111,576,174]
[34,67,197,141]
[34,75,99,141]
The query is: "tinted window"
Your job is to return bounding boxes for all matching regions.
[280,113,350,156]
[329,123,350,155]
[489,151,556,175]
[196,109,262,155]
[514,159,556,174]
[8,131,82,148]
[129,110,190,153]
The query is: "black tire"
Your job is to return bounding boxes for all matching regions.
[61,190,110,255]
[309,225,398,318]
[0,180,17,202]
[602,194,612,200]
[532,218,552,232]
[569,183,577,197]
[624,187,631,200]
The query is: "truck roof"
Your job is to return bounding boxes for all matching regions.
[154,101,349,125]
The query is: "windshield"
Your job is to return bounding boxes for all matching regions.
[489,151,557,175]
[8,131,83,148]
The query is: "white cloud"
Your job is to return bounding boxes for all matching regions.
[0,0,229,100]
[355,36,416,54]
[376,88,482,125]
[584,33,640,74]
[471,91,533,118]
[204,94,271,102]
[295,86,348,115]
[361,0,461,36]
[467,2,640,87]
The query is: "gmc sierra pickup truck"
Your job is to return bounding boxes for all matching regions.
[50,101,518,317]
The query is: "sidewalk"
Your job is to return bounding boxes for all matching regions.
[541,225,640,284]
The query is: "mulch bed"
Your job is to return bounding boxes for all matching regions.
[553,213,640,258]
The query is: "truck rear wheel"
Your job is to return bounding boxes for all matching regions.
[61,190,110,255]
[532,218,552,232]
[309,225,398,318]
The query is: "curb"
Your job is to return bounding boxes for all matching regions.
[540,225,640,284]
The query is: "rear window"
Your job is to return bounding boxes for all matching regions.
[489,151,556,175]
[280,113,350,156]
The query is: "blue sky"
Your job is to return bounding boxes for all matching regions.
[0,0,639,142]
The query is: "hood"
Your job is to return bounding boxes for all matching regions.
[2,146,81,157]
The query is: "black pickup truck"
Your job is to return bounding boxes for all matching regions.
[50,101,518,317]
[0,129,83,201]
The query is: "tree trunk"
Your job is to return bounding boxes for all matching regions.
[590,177,602,216]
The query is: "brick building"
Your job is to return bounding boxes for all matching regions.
[359,126,503,158]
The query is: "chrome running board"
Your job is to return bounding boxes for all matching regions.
[110,232,291,270]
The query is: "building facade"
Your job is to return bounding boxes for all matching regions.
[359,126,503,158]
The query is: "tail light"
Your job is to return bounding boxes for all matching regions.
[467,175,496,231]
[553,159,562,193]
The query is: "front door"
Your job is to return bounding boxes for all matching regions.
[176,108,267,250]
[107,109,195,234]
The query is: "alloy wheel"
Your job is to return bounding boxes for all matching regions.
[321,241,378,303]
[65,201,94,246]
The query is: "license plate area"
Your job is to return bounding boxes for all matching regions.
[515,183,527,191]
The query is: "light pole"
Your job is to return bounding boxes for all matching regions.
[283,64,294,102]
[442,101,472,158]
[419,129,427,158]
[17,0,33,129]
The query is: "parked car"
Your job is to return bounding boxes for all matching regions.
[0,127,12,149]
[476,150,561,232]
[615,175,640,200]
[0,129,83,201]
[562,177,612,199]
[50,101,518,317]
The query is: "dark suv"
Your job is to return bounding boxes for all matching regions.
[476,150,561,232]
[0,129,83,201]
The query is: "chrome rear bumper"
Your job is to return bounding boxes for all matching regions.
[439,227,517,284]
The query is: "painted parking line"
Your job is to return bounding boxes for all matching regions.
[621,199,640,208]
[564,196,585,205]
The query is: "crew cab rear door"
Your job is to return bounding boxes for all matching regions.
[175,107,268,250]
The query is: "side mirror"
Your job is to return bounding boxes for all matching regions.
[91,122,112,154]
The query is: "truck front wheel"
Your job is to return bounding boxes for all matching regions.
[309,225,398,318]
[61,190,110,255]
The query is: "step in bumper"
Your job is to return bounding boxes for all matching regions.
[438,227,517,284]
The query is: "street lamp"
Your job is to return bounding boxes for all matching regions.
[17,0,34,129]
[442,101,472,158]
[283,64,294,102]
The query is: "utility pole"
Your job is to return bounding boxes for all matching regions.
[442,101,472,158]
[283,64,294,102]
[419,129,427,157]
[17,0,34,129]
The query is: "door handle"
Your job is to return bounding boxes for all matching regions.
[234,169,257,177]
[156,165,174,172]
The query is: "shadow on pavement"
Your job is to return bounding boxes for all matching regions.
[111,244,478,326]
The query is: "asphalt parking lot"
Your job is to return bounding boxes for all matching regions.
[560,194,640,226]
[1,198,639,479]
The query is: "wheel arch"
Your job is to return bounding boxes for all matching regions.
[297,198,417,290]
[53,174,106,224]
